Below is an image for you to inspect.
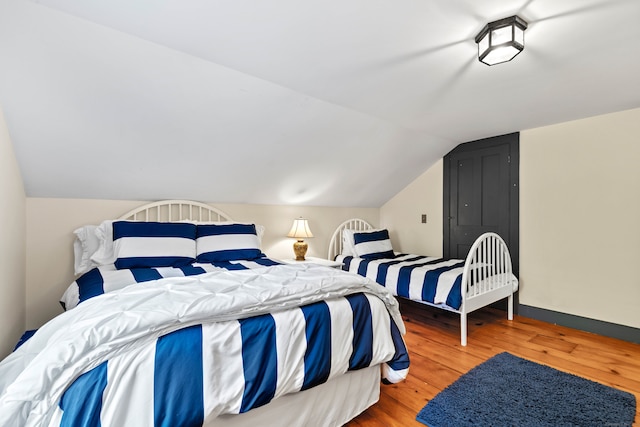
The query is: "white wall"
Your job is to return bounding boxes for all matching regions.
[0,108,26,358]
[380,107,640,330]
[25,198,378,328]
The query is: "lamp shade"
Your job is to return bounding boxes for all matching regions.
[287,218,314,239]
[475,15,528,66]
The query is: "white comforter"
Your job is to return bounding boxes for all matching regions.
[0,264,405,426]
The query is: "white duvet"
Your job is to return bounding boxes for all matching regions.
[0,264,404,426]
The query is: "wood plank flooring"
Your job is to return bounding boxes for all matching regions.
[346,299,640,426]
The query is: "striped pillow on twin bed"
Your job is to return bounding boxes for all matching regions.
[353,229,395,260]
[196,223,263,262]
[113,221,197,269]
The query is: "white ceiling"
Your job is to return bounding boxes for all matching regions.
[1,0,639,207]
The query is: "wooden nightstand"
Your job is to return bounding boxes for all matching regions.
[280,257,343,268]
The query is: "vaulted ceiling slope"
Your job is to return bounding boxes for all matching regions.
[0,0,639,207]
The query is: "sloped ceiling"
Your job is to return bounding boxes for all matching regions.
[0,0,639,207]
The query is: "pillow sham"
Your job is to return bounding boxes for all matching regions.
[353,229,395,260]
[196,223,263,262]
[189,221,266,249]
[342,228,380,257]
[113,221,197,269]
[73,224,101,275]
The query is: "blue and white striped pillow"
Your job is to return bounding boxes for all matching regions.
[113,221,197,269]
[353,229,395,260]
[196,223,263,262]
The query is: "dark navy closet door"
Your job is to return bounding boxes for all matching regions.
[443,133,519,276]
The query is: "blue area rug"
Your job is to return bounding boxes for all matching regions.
[417,352,636,427]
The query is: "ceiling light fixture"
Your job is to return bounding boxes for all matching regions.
[475,15,528,66]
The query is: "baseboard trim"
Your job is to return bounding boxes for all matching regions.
[518,305,640,345]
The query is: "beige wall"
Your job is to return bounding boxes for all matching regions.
[25,198,378,328]
[520,108,640,329]
[380,159,443,257]
[25,199,142,329]
[20,107,640,332]
[381,107,640,330]
[0,108,26,358]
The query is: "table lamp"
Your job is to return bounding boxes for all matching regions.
[287,218,314,261]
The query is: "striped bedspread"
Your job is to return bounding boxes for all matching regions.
[0,264,408,426]
[337,254,467,310]
[60,256,282,310]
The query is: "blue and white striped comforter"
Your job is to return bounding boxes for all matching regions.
[0,264,408,426]
[60,257,282,310]
[337,254,467,310]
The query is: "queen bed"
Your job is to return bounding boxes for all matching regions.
[328,218,519,346]
[0,201,409,427]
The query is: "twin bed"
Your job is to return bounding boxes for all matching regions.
[0,200,517,426]
[328,218,518,347]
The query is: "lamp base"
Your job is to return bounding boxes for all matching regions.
[293,240,308,261]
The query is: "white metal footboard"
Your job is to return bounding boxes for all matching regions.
[459,232,516,346]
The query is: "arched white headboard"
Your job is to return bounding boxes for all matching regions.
[119,200,233,222]
[327,218,373,260]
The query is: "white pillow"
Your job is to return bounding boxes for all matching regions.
[73,225,100,275]
[89,220,116,266]
[342,229,356,257]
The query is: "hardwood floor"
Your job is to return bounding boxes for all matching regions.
[347,299,640,426]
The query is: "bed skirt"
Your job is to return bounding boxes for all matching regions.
[208,365,380,427]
